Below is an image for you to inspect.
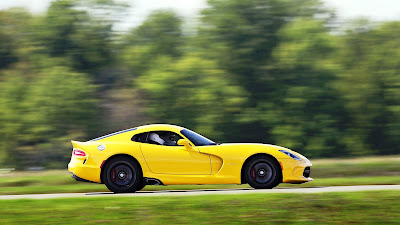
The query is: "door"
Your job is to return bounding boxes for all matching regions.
[140,131,211,175]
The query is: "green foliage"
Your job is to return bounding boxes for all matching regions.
[0,31,17,69]
[34,0,113,73]
[130,10,183,58]
[0,73,28,166]
[26,66,97,135]
[137,55,246,140]
[120,10,184,75]
[0,8,32,69]
[194,0,332,144]
[200,0,324,92]
[0,0,400,168]
[0,65,97,168]
[269,18,347,157]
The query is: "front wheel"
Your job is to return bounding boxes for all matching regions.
[102,157,143,193]
[244,156,281,189]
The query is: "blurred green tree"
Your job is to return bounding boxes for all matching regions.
[0,64,97,168]
[136,55,246,140]
[196,0,329,143]
[0,8,32,70]
[270,18,347,157]
[120,10,184,75]
[338,21,400,155]
[199,0,325,96]
[0,72,28,166]
[1,0,400,169]
[34,0,115,75]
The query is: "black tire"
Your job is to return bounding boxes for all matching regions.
[136,181,146,192]
[244,156,281,189]
[102,156,143,193]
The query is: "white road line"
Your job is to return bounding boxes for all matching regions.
[1,185,400,200]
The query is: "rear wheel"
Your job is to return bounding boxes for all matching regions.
[137,181,146,191]
[102,156,143,193]
[244,156,281,189]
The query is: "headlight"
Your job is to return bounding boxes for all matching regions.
[279,150,302,161]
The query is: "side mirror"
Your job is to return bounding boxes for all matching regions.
[177,139,192,150]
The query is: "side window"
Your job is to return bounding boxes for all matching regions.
[146,131,183,146]
[131,132,149,143]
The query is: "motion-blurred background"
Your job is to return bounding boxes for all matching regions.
[0,0,399,170]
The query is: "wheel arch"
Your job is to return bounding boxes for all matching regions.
[100,154,143,184]
[240,153,282,184]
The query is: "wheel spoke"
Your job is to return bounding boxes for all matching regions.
[110,164,135,187]
[103,158,142,193]
[250,161,273,184]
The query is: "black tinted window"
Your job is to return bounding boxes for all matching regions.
[131,132,148,143]
[180,129,216,146]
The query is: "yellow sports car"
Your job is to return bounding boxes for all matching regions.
[68,124,312,193]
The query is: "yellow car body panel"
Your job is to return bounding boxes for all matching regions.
[140,143,211,175]
[68,124,312,186]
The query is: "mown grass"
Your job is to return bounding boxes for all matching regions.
[1,176,400,195]
[0,155,399,195]
[311,155,400,177]
[0,191,399,224]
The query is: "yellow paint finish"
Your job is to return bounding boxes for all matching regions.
[68,124,313,186]
[279,158,313,183]
[210,154,223,174]
[140,143,211,175]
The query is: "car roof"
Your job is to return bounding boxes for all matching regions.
[90,124,186,142]
[135,124,185,131]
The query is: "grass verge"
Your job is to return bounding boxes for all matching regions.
[0,191,399,224]
[0,175,400,195]
[0,154,399,195]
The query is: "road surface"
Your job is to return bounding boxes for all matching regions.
[0,185,399,200]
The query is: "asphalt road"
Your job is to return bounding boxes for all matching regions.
[1,185,399,200]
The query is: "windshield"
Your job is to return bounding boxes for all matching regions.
[180,129,216,146]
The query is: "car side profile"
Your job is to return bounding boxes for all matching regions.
[68,124,312,193]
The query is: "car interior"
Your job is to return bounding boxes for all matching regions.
[132,131,183,146]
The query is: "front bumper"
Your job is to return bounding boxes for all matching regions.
[280,158,313,184]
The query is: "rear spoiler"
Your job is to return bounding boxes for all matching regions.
[71,140,88,150]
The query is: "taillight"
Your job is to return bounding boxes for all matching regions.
[73,149,86,157]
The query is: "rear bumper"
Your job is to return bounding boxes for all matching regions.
[68,159,101,183]
[280,158,313,184]
[70,173,98,183]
